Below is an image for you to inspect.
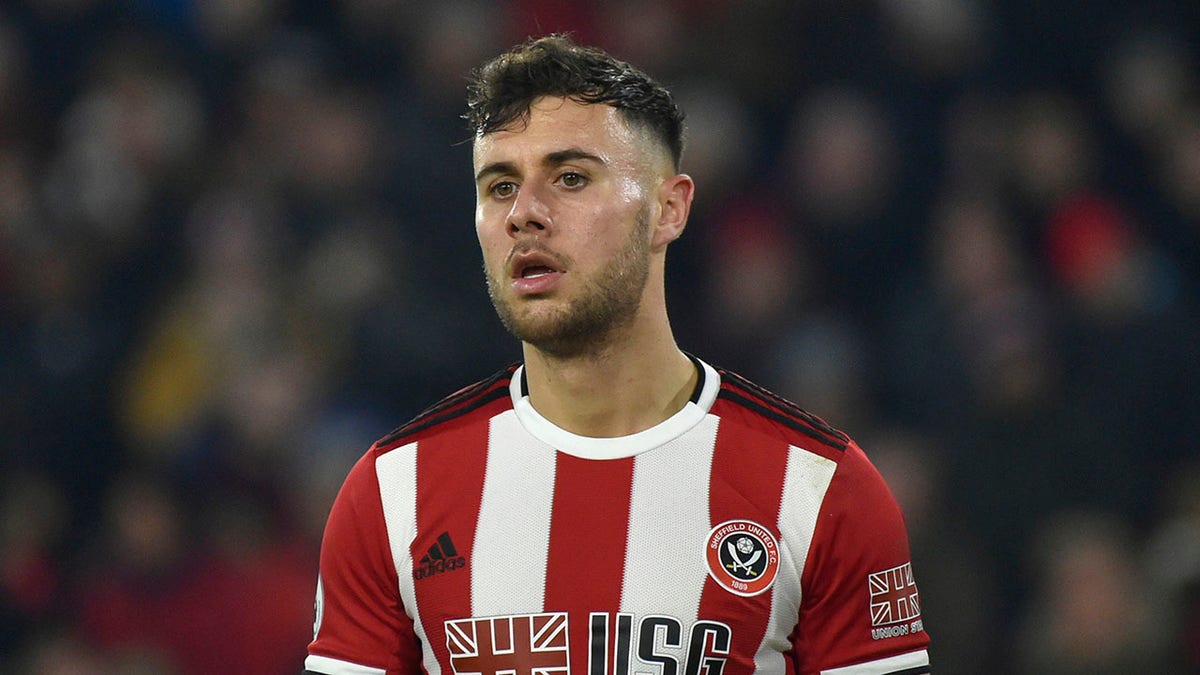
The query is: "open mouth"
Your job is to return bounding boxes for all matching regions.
[508,250,566,294]
[510,250,564,279]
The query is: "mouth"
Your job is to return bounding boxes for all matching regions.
[510,251,565,280]
[507,249,567,294]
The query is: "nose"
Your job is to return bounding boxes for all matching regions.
[506,183,552,236]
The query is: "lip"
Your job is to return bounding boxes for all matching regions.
[509,250,565,295]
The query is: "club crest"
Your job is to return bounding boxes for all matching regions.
[705,519,780,597]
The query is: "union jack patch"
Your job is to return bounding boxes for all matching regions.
[868,562,921,627]
[445,613,570,675]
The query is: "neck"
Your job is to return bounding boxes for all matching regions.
[520,323,698,438]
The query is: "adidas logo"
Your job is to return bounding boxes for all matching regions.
[415,531,467,580]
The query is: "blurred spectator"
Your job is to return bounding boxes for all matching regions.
[868,428,999,674]
[193,0,287,58]
[1158,104,1200,225]
[1013,510,1169,674]
[76,471,311,674]
[1044,192,1199,515]
[884,189,1058,423]
[591,0,688,78]
[75,471,201,669]
[42,29,205,254]
[669,82,757,212]
[115,186,294,461]
[1146,460,1200,672]
[769,312,871,432]
[1006,91,1095,214]
[0,472,69,657]
[1101,28,1193,144]
[878,0,990,83]
[780,84,914,318]
[700,195,806,377]
[16,629,120,675]
[881,188,1071,625]
[785,86,898,230]
[0,11,31,140]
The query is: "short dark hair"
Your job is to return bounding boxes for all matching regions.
[465,34,685,171]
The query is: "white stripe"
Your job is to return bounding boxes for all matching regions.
[621,415,720,619]
[472,409,556,614]
[376,443,441,675]
[756,446,838,673]
[304,653,387,675]
[821,649,929,674]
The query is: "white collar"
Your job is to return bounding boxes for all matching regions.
[509,357,720,460]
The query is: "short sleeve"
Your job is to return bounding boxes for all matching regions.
[792,441,931,674]
[306,449,422,674]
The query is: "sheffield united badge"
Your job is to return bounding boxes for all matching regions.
[705,519,780,597]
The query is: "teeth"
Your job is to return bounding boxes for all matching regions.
[523,266,554,278]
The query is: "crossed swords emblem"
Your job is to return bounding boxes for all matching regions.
[724,538,762,576]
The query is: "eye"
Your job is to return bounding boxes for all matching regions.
[490,181,517,199]
[558,172,587,189]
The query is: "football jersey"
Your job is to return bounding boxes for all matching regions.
[305,358,931,675]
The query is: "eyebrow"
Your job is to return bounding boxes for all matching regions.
[475,147,607,184]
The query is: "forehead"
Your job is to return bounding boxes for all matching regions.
[472,96,645,168]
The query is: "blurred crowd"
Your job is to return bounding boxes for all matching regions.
[0,1,1197,673]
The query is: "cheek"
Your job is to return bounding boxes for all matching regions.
[476,204,504,245]
[474,208,487,244]
[590,201,649,248]
[478,236,506,272]
[475,199,496,233]
[475,222,505,271]
[616,175,647,205]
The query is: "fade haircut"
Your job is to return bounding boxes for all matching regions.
[465,34,686,171]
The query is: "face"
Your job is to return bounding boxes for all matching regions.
[473,97,667,356]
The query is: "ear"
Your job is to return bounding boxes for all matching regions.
[651,173,695,249]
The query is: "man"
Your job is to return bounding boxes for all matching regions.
[305,35,930,675]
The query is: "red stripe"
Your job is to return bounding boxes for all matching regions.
[412,416,492,655]
[544,452,635,670]
[698,419,791,673]
[716,370,848,451]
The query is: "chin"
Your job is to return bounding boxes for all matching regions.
[498,307,595,355]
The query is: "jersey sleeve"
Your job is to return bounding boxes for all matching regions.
[793,441,931,674]
[306,448,422,675]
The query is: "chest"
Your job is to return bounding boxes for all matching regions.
[390,413,816,674]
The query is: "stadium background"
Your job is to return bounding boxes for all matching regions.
[0,1,1197,672]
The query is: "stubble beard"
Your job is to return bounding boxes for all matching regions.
[485,206,653,358]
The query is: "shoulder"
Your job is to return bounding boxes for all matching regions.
[372,362,520,453]
[709,365,851,459]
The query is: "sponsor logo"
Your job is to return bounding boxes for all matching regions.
[443,613,732,675]
[869,561,923,641]
[704,519,780,597]
[416,531,468,580]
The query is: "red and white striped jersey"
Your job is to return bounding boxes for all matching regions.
[305,358,931,675]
